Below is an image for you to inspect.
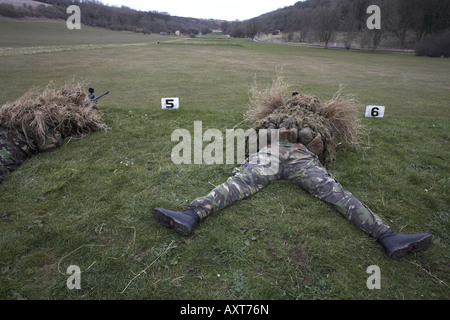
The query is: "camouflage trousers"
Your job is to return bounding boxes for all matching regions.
[189,144,390,239]
[0,126,32,182]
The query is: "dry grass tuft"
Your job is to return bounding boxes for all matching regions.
[245,75,291,123]
[322,86,364,146]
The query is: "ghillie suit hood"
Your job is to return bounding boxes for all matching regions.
[0,81,108,152]
[244,76,363,166]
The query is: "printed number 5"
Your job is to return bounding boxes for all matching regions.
[162,98,179,110]
[165,99,174,109]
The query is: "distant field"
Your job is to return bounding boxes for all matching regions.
[0,19,165,47]
[0,19,449,301]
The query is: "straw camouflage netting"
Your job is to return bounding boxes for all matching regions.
[244,76,363,166]
[0,81,107,144]
[0,81,107,182]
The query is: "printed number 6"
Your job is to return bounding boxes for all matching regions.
[371,107,379,117]
[365,105,384,118]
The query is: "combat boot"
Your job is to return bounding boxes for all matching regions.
[152,207,200,236]
[377,229,432,259]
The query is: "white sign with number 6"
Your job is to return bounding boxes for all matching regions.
[162,98,179,110]
[365,105,385,118]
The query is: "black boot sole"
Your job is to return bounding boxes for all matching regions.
[152,208,192,236]
[388,234,432,259]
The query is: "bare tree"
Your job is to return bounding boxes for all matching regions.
[363,0,396,51]
[246,19,260,41]
[314,7,338,48]
[338,0,367,49]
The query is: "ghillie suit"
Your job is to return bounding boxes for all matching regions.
[244,75,363,166]
[0,81,108,182]
[152,75,433,259]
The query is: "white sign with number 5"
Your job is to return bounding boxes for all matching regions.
[162,98,179,110]
[365,105,385,118]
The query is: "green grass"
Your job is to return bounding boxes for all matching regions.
[0,19,165,46]
[0,19,449,300]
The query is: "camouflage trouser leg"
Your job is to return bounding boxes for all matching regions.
[282,152,390,239]
[0,127,31,182]
[189,147,281,219]
[0,146,27,182]
[189,146,390,239]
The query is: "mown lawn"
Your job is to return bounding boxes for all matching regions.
[0,19,449,301]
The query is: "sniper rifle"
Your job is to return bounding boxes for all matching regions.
[88,88,109,110]
[88,88,110,102]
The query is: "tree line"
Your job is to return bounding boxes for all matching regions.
[223,0,450,57]
[1,0,449,56]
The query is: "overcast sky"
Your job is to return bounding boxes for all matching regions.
[100,0,298,21]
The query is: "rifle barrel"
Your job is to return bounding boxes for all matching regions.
[92,91,109,101]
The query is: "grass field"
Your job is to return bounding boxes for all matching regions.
[0,19,449,301]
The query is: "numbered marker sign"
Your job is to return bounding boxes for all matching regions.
[365,105,385,118]
[162,98,179,110]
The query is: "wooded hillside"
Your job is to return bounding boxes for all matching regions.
[0,0,223,36]
[1,0,449,56]
[226,0,450,56]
